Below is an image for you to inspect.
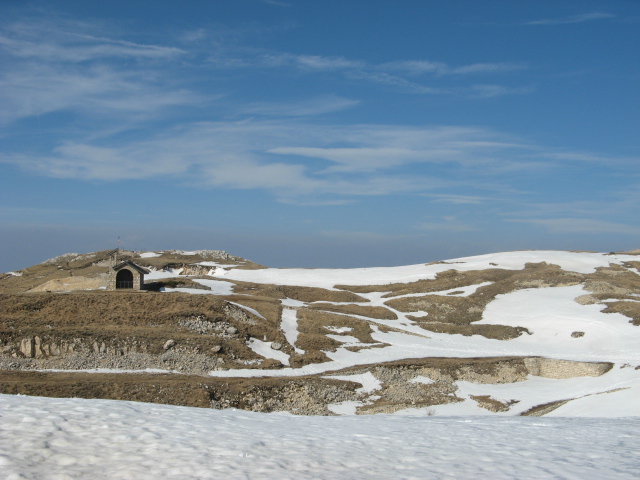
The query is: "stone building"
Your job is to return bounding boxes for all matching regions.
[107,261,149,291]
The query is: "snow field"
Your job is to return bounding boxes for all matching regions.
[218,251,639,288]
[477,284,640,363]
[1,394,639,480]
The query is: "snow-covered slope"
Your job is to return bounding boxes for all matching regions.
[213,250,638,286]
[159,251,640,416]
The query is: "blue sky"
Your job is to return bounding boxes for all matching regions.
[1,0,639,271]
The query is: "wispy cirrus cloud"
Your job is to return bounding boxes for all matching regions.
[0,121,467,198]
[255,53,528,95]
[2,118,589,205]
[0,14,623,208]
[0,21,185,62]
[527,12,616,26]
[0,20,204,125]
[205,47,528,96]
[0,14,534,132]
[0,61,206,124]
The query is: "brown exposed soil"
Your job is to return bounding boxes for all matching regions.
[470,395,519,412]
[232,282,369,303]
[521,399,573,416]
[414,322,529,340]
[0,371,359,414]
[0,291,288,370]
[308,303,398,320]
[0,356,532,414]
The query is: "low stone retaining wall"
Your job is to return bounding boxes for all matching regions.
[524,357,612,379]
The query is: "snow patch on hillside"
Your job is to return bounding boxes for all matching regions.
[139,252,161,258]
[247,338,289,365]
[218,251,637,287]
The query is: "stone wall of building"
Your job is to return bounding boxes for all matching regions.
[106,266,145,291]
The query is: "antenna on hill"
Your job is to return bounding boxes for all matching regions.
[106,237,121,266]
[105,247,119,267]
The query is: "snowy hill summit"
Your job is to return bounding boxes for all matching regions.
[1,248,639,417]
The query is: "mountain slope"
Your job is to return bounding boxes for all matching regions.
[1,249,639,416]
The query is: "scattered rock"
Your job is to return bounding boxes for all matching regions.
[20,338,35,358]
[34,336,43,358]
[226,327,238,335]
[163,339,176,350]
[571,331,585,338]
[271,342,283,351]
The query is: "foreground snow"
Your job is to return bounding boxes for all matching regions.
[1,394,638,480]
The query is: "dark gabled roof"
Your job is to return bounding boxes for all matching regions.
[112,260,150,275]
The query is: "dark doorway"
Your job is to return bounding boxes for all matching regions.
[116,269,134,289]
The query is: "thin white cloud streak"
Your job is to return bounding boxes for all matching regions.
[269,125,537,173]
[256,53,364,71]
[344,69,443,94]
[0,22,185,62]
[382,60,528,76]
[527,12,616,26]
[422,194,492,205]
[240,95,360,116]
[269,146,441,172]
[471,84,534,98]
[508,218,640,235]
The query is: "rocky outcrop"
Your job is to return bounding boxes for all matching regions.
[18,336,76,358]
[524,358,612,379]
[223,303,258,325]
